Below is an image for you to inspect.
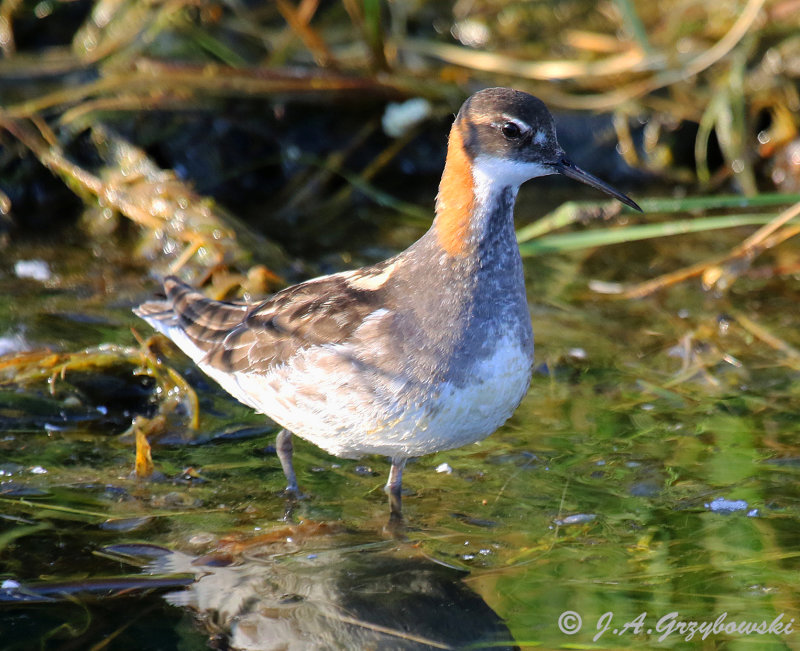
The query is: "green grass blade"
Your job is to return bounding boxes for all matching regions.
[518,213,800,256]
[612,0,653,54]
[516,193,800,242]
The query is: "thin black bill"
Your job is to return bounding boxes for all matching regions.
[555,158,642,212]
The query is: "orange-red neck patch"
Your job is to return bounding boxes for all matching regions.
[433,124,475,257]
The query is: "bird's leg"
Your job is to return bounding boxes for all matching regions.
[385,458,406,519]
[275,428,299,494]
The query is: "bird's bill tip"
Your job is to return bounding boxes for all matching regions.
[555,158,642,212]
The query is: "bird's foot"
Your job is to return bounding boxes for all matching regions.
[280,482,307,500]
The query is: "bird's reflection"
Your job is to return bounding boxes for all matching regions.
[106,525,517,650]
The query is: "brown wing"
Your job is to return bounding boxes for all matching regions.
[138,273,386,374]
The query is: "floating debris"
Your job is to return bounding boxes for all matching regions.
[134,418,155,479]
[100,517,153,532]
[555,513,597,526]
[567,347,588,360]
[705,497,749,513]
[0,464,22,477]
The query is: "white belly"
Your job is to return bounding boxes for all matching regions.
[395,335,533,456]
[156,318,533,461]
[229,331,533,460]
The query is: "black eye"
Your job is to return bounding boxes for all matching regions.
[501,122,522,139]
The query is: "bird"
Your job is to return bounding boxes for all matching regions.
[134,87,641,520]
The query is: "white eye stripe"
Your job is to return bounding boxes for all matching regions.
[499,115,532,133]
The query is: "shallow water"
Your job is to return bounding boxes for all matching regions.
[1,206,800,649]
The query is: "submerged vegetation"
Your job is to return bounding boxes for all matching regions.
[1,0,800,649]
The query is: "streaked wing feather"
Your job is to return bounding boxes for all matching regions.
[140,274,386,375]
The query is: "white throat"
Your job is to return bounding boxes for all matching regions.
[471,155,554,203]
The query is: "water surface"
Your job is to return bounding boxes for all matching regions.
[1,209,799,649]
